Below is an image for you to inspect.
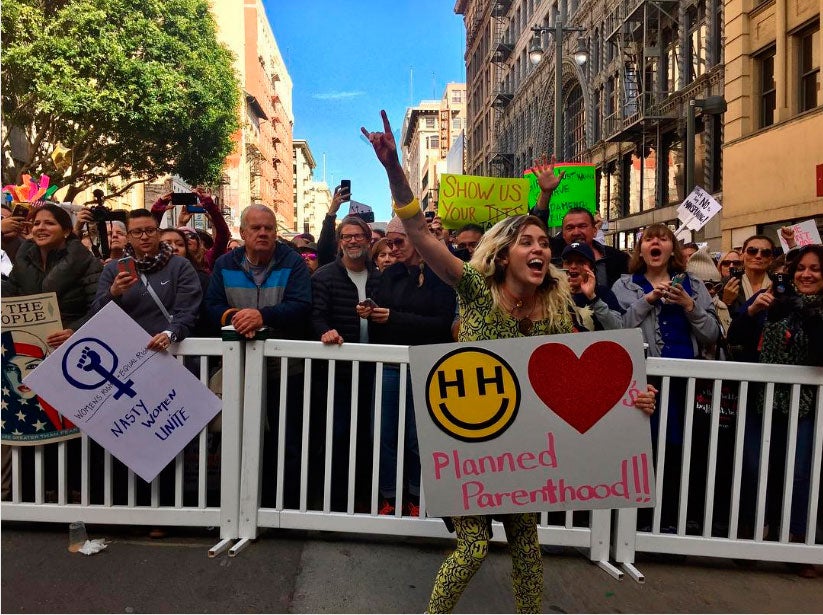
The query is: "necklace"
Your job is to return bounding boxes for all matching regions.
[501,285,537,335]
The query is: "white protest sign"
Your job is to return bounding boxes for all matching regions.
[409,329,655,517]
[23,302,221,482]
[677,186,722,231]
[778,219,822,252]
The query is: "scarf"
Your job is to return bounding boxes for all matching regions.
[124,241,173,274]
[741,272,771,300]
[757,293,823,417]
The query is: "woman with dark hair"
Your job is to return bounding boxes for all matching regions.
[370,237,396,271]
[612,223,719,531]
[728,244,823,578]
[7,204,103,347]
[361,110,657,614]
[161,227,212,336]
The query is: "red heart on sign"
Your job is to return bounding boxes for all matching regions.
[527,341,633,434]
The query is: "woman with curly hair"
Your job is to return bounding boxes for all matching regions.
[361,110,658,614]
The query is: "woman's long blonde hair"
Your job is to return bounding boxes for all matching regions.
[470,215,576,331]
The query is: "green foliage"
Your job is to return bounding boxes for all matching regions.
[1,0,240,198]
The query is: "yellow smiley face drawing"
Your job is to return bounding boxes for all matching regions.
[425,348,520,442]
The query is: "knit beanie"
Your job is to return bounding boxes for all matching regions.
[686,247,720,283]
[385,215,406,235]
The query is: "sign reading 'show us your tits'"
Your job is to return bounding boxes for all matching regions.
[409,329,655,517]
[23,302,222,483]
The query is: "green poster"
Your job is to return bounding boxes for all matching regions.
[523,164,596,227]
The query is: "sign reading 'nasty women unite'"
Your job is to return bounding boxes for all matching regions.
[409,329,655,517]
[23,302,222,482]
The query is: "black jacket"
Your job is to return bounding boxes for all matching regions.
[369,261,456,346]
[8,238,102,330]
[311,257,381,342]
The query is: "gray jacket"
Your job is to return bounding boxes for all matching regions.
[92,255,202,341]
[611,272,720,358]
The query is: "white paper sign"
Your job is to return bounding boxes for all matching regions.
[409,329,655,517]
[778,219,822,252]
[23,302,222,482]
[677,186,722,231]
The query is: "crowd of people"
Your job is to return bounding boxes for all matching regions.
[1,129,821,595]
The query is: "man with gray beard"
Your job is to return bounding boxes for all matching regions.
[311,215,381,511]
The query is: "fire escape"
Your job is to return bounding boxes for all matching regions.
[489,0,514,176]
[601,0,681,146]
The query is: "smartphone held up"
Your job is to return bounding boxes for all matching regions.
[117,256,138,279]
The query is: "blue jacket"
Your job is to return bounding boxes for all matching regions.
[205,244,312,339]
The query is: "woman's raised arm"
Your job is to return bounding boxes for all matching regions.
[361,110,464,287]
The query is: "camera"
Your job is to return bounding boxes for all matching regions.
[424,210,435,222]
[771,272,794,297]
[730,266,745,280]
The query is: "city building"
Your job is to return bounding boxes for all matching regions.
[723,0,822,247]
[211,0,294,234]
[455,0,820,250]
[293,140,330,238]
[401,83,467,213]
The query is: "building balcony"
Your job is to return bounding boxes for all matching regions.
[491,91,514,109]
[491,0,512,18]
[492,40,513,63]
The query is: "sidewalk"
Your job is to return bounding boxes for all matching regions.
[1,522,821,613]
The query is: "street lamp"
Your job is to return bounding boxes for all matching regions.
[529,22,588,158]
[685,95,727,194]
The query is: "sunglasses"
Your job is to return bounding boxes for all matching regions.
[340,233,367,242]
[745,247,774,258]
[385,237,406,249]
[719,260,743,267]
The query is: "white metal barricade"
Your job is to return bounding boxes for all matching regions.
[233,339,615,572]
[613,358,823,581]
[1,338,244,556]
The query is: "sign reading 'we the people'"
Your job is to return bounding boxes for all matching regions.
[409,329,655,517]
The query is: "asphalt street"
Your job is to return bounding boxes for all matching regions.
[1,521,821,613]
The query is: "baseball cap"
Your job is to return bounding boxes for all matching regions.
[561,241,595,264]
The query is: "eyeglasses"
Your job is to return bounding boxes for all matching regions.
[719,260,742,267]
[745,247,774,258]
[128,227,159,238]
[456,241,479,251]
[340,233,367,242]
[301,252,318,261]
[385,237,406,249]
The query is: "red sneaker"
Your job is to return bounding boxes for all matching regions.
[378,499,396,515]
[405,501,421,517]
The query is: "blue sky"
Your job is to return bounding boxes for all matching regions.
[263,0,466,222]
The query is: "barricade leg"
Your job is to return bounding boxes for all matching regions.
[216,340,244,549]
[238,340,268,541]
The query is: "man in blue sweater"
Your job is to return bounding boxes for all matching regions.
[205,204,312,508]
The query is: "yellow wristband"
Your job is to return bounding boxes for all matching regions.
[392,197,421,220]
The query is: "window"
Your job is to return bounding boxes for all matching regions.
[451,90,463,104]
[798,24,820,113]
[564,84,586,161]
[758,46,776,127]
[425,116,436,128]
[452,117,462,130]
[426,136,439,150]
[687,4,707,83]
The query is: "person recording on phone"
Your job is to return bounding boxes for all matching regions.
[150,187,229,273]
[316,182,353,266]
[721,234,776,316]
[92,209,202,352]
